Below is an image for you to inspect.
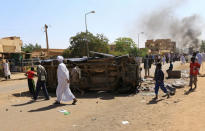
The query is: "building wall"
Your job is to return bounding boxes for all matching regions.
[145,39,176,54]
[0,37,23,53]
[109,44,116,51]
[31,48,65,58]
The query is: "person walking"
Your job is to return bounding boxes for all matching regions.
[25,67,36,99]
[55,56,77,105]
[196,51,202,75]
[180,55,186,65]
[189,57,200,91]
[143,55,150,78]
[3,59,11,80]
[34,61,50,100]
[162,55,166,65]
[154,63,169,100]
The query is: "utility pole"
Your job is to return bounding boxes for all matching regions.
[44,24,49,56]
[85,11,95,58]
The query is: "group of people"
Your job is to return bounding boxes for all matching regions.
[25,56,77,105]
[143,54,174,78]
[146,51,204,100]
[143,54,172,100]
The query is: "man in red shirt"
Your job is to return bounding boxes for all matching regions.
[25,67,36,99]
[189,57,200,91]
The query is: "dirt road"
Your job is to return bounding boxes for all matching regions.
[0,62,205,131]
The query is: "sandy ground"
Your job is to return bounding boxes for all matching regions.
[0,62,205,131]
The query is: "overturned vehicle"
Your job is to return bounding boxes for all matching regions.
[42,52,141,94]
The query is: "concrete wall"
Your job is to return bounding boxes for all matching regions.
[0,37,23,53]
[145,39,176,54]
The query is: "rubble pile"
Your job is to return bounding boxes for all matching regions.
[139,76,189,96]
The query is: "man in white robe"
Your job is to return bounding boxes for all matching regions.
[3,60,11,80]
[180,55,186,65]
[55,56,77,105]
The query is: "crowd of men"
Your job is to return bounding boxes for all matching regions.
[143,51,205,100]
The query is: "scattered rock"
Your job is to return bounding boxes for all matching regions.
[174,100,180,103]
[91,118,96,121]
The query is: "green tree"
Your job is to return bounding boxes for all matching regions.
[129,47,140,57]
[138,48,149,57]
[200,40,205,52]
[69,32,109,57]
[62,48,71,58]
[115,37,136,53]
[22,43,41,53]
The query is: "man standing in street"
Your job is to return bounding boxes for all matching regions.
[3,59,11,80]
[196,51,202,75]
[143,55,150,78]
[34,61,50,100]
[55,56,77,105]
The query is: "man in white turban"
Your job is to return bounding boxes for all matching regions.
[55,56,78,104]
[3,59,11,80]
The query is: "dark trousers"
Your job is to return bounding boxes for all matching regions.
[27,79,35,98]
[35,80,49,100]
[155,81,168,95]
[5,75,10,80]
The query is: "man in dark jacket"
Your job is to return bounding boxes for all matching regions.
[34,61,50,100]
[143,55,152,78]
[154,63,169,100]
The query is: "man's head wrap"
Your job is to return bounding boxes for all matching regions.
[57,56,64,63]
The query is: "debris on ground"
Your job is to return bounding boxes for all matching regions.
[167,70,181,78]
[172,79,188,88]
[122,121,129,125]
[181,70,189,78]
[58,109,70,115]
[165,84,176,95]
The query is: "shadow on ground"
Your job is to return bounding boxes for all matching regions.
[147,98,164,105]
[28,103,70,112]
[184,88,196,95]
[74,91,133,100]
[12,99,50,107]
[12,91,56,98]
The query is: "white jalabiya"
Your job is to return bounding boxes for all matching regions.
[196,53,202,65]
[3,62,11,77]
[180,55,186,64]
[162,56,166,64]
[56,62,75,102]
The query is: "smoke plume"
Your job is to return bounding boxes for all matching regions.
[137,0,203,49]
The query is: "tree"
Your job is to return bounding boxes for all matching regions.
[22,43,41,53]
[62,48,71,58]
[69,32,109,57]
[200,40,205,52]
[129,47,140,57]
[115,37,136,53]
[138,48,149,57]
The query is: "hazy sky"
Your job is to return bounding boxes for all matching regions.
[0,0,205,49]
